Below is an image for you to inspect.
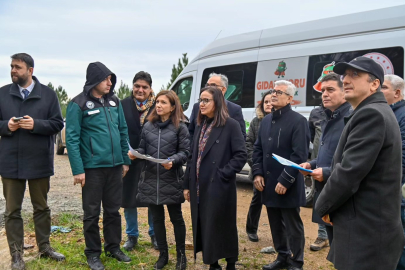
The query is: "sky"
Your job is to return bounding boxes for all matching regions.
[0,0,403,98]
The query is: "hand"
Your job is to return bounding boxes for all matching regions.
[19,115,34,130]
[73,173,85,187]
[254,175,265,191]
[275,182,287,195]
[311,168,324,182]
[184,189,190,202]
[122,165,129,178]
[162,161,173,170]
[8,117,20,132]
[298,162,312,176]
[128,150,137,160]
[322,214,333,225]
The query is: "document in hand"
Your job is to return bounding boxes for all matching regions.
[127,142,171,164]
[272,153,313,173]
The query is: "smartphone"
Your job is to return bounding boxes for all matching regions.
[13,117,23,122]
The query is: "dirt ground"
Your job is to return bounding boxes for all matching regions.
[0,151,335,270]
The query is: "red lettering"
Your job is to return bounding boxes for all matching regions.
[263,81,269,89]
[269,81,274,89]
[294,79,299,87]
[300,78,306,88]
[257,82,262,90]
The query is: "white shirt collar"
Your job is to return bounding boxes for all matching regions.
[18,79,36,98]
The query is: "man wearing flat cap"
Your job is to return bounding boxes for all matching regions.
[315,57,404,270]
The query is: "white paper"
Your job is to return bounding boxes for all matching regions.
[127,142,171,164]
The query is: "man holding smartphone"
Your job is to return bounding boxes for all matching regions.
[0,53,65,270]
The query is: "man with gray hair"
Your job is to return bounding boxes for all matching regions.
[252,80,310,270]
[188,72,246,143]
[382,74,405,270]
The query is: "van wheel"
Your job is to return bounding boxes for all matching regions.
[56,134,65,155]
[304,175,315,207]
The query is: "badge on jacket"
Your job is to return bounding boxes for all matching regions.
[109,100,116,107]
[86,101,95,109]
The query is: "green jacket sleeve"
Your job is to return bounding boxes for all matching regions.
[66,102,85,175]
[118,102,131,165]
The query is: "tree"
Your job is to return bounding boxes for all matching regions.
[116,80,131,100]
[162,53,188,90]
[48,82,70,118]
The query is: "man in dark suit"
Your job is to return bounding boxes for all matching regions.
[315,57,404,270]
[188,73,246,141]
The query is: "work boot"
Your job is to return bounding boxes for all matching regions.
[105,249,131,263]
[176,249,187,270]
[87,256,105,270]
[151,235,158,250]
[155,249,169,270]
[11,252,25,270]
[39,245,66,261]
[309,237,329,251]
[123,235,138,251]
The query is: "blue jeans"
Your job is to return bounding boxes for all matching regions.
[318,224,328,240]
[124,207,154,237]
[396,206,405,270]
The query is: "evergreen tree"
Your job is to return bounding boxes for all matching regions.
[48,82,70,118]
[162,53,188,90]
[116,80,131,100]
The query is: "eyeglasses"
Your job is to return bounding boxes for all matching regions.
[198,98,212,105]
[205,83,224,88]
[133,84,150,90]
[269,89,290,96]
[341,70,359,80]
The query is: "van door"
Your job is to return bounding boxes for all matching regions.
[171,71,197,118]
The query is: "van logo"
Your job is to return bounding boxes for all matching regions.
[313,62,335,93]
[363,52,394,74]
[86,101,95,109]
[274,60,287,78]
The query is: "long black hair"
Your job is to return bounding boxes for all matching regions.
[197,87,229,127]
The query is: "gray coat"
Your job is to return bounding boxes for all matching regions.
[246,106,266,181]
[315,92,404,270]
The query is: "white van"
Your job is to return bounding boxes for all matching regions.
[170,5,405,205]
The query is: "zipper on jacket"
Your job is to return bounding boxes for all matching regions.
[102,104,115,166]
[277,128,281,148]
[157,128,161,205]
[108,107,114,123]
[89,137,94,157]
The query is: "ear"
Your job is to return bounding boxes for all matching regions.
[395,89,402,99]
[28,67,34,76]
[371,79,380,92]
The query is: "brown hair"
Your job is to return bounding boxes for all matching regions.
[147,90,186,128]
[197,87,229,127]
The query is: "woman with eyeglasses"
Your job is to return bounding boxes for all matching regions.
[183,87,247,270]
[245,91,272,242]
[128,90,190,270]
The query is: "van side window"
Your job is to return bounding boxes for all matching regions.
[172,77,193,111]
[306,46,404,106]
[201,62,257,108]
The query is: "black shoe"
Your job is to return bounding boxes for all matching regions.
[155,249,169,270]
[247,232,259,242]
[176,249,187,270]
[151,235,159,250]
[105,249,131,263]
[287,266,303,270]
[11,253,25,270]
[39,245,66,261]
[87,256,105,270]
[123,235,138,251]
[263,260,288,270]
[209,261,222,270]
[226,262,236,270]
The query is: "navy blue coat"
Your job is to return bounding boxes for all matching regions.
[309,102,351,224]
[188,100,246,143]
[252,104,310,208]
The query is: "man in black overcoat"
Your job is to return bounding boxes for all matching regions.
[252,80,310,270]
[315,57,404,270]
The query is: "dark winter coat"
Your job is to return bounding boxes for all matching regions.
[0,76,64,179]
[391,99,405,207]
[121,95,155,208]
[136,119,190,206]
[308,105,326,160]
[315,92,404,270]
[184,117,247,264]
[246,106,266,181]
[66,62,131,176]
[308,102,351,225]
[252,104,310,208]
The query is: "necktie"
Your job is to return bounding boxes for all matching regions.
[22,89,29,100]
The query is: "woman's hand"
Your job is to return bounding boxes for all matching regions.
[128,150,137,160]
[162,161,173,170]
[184,189,190,202]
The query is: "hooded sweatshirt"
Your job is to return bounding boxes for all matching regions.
[66,62,130,175]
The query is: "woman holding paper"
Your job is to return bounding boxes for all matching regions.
[183,87,247,270]
[128,90,189,270]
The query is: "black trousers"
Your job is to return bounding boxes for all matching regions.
[246,187,262,234]
[2,177,51,254]
[266,207,305,268]
[149,203,186,252]
[325,225,333,245]
[82,166,122,257]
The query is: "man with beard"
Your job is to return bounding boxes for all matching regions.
[0,53,65,270]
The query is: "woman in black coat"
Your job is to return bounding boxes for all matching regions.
[184,87,247,270]
[128,90,190,270]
